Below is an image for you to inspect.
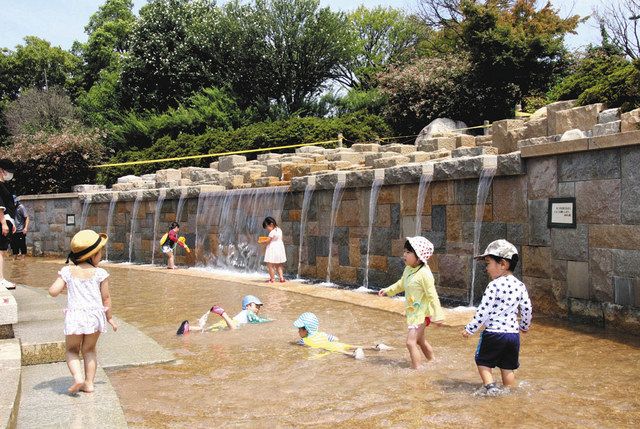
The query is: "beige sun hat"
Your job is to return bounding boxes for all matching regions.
[475,239,518,260]
[67,229,108,263]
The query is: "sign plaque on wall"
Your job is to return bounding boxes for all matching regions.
[548,197,576,228]
[66,214,75,226]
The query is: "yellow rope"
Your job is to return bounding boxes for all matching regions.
[93,139,340,168]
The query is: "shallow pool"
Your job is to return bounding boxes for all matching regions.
[8,259,640,428]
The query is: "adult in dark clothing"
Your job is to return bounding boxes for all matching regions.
[11,195,29,258]
[0,159,16,289]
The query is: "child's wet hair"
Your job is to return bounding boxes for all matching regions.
[262,216,277,228]
[487,254,519,271]
[169,221,180,230]
[403,240,424,265]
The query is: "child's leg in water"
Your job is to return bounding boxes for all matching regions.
[80,332,101,392]
[167,251,175,269]
[500,368,515,387]
[267,263,275,281]
[65,335,84,393]
[277,264,285,282]
[406,326,425,369]
[417,325,435,361]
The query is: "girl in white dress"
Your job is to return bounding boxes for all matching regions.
[261,216,287,283]
[49,230,118,394]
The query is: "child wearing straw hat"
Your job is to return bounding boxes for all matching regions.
[378,236,444,369]
[49,230,118,394]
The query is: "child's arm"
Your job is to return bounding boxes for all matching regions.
[48,277,66,297]
[100,279,118,331]
[462,283,496,337]
[519,287,533,332]
[246,311,271,324]
[378,278,404,297]
[419,272,445,324]
[211,306,237,329]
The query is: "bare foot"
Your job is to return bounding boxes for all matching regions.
[80,383,95,393]
[68,381,83,394]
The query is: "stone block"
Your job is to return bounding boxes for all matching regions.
[557,182,574,197]
[491,176,527,222]
[603,303,640,334]
[492,119,525,154]
[72,184,106,193]
[373,156,410,169]
[497,152,525,176]
[475,135,492,146]
[599,108,621,124]
[612,249,640,277]
[155,168,182,182]
[350,143,380,152]
[295,145,326,154]
[315,172,347,190]
[621,146,640,224]
[567,261,590,299]
[257,153,284,161]
[560,129,587,141]
[252,177,281,187]
[222,175,244,188]
[521,138,590,158]
[551,224,588,261]
[522,245,552,278]
[568,298,604,326]
[209,161,219,170]
[455,134,476,148]
[589,129,640,150]
[417,137,456,152]
[117,175,141,184]
[522,117,548,139]
[575,179,621,224]
[380,143,416,154]
[620,108,640,132]
[280,155,308,164]
[451,146,498,158]
[364,152,396,167]
[527,157,558,200]
[325,152,365,163]
[433,156,495,181]
[528,199,550,246]
[178,179,193,187]
[550,103,605,135]
[592,121,621,137]
[0,289,17,325]
[218,155,247,172]
[517,135,559,148]
[558,148,620,181]
[406,152,435,163]
[438,254,471,290]
[613,277,640,306]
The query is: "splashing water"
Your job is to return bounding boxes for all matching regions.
[415,173,433,235]
[363,178,383,288]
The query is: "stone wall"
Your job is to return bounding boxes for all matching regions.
[20,134,640,334]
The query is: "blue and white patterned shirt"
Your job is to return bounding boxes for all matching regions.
[465,274,532,335]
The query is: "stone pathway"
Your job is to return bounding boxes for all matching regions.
[11,285,175,428]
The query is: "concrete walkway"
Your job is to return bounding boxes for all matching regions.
[10,285,175,428]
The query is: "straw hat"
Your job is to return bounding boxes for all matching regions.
[67,230,108,263]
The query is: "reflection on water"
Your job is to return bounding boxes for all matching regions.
[10,259,640,428]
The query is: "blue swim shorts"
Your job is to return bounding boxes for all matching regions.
[475,331,520,370]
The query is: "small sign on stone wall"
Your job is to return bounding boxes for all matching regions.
[66,214,75,226]
[548,197,576,228]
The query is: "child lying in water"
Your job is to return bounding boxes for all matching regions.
[293,312,393,359]
[177,295,271,334]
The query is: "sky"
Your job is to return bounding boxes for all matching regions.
[0,0,615,52]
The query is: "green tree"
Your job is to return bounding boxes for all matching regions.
[337,6,426,89]
[120,0,223,111]
[75,0,136,89]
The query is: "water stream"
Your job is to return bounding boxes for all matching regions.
[363,178,383,288]
[79,195,92,229]
[150,189,167,265]
[415,173,433,235]
[128,191,143,263]
[296,183,315,279]
[326,180,345,283]
[104,193,118,261]
[175,190,187,223]
[469,166,497,305]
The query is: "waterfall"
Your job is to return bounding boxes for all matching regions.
[128,191,143,263]
[326,180,346,283]
[150,189,167,265]
[175,189,187,223]
[104,193,118,261]
[415,173,433,235]
[469,165,497,305]
[297,183,315,279]
[363,178,383,289]
[79,195,92,229]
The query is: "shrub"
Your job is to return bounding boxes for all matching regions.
[96,112,390,185]
[0,126,106,195]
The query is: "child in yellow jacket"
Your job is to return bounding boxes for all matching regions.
[378,236,444,369]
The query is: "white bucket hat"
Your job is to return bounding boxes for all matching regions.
[406,236,434,264]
